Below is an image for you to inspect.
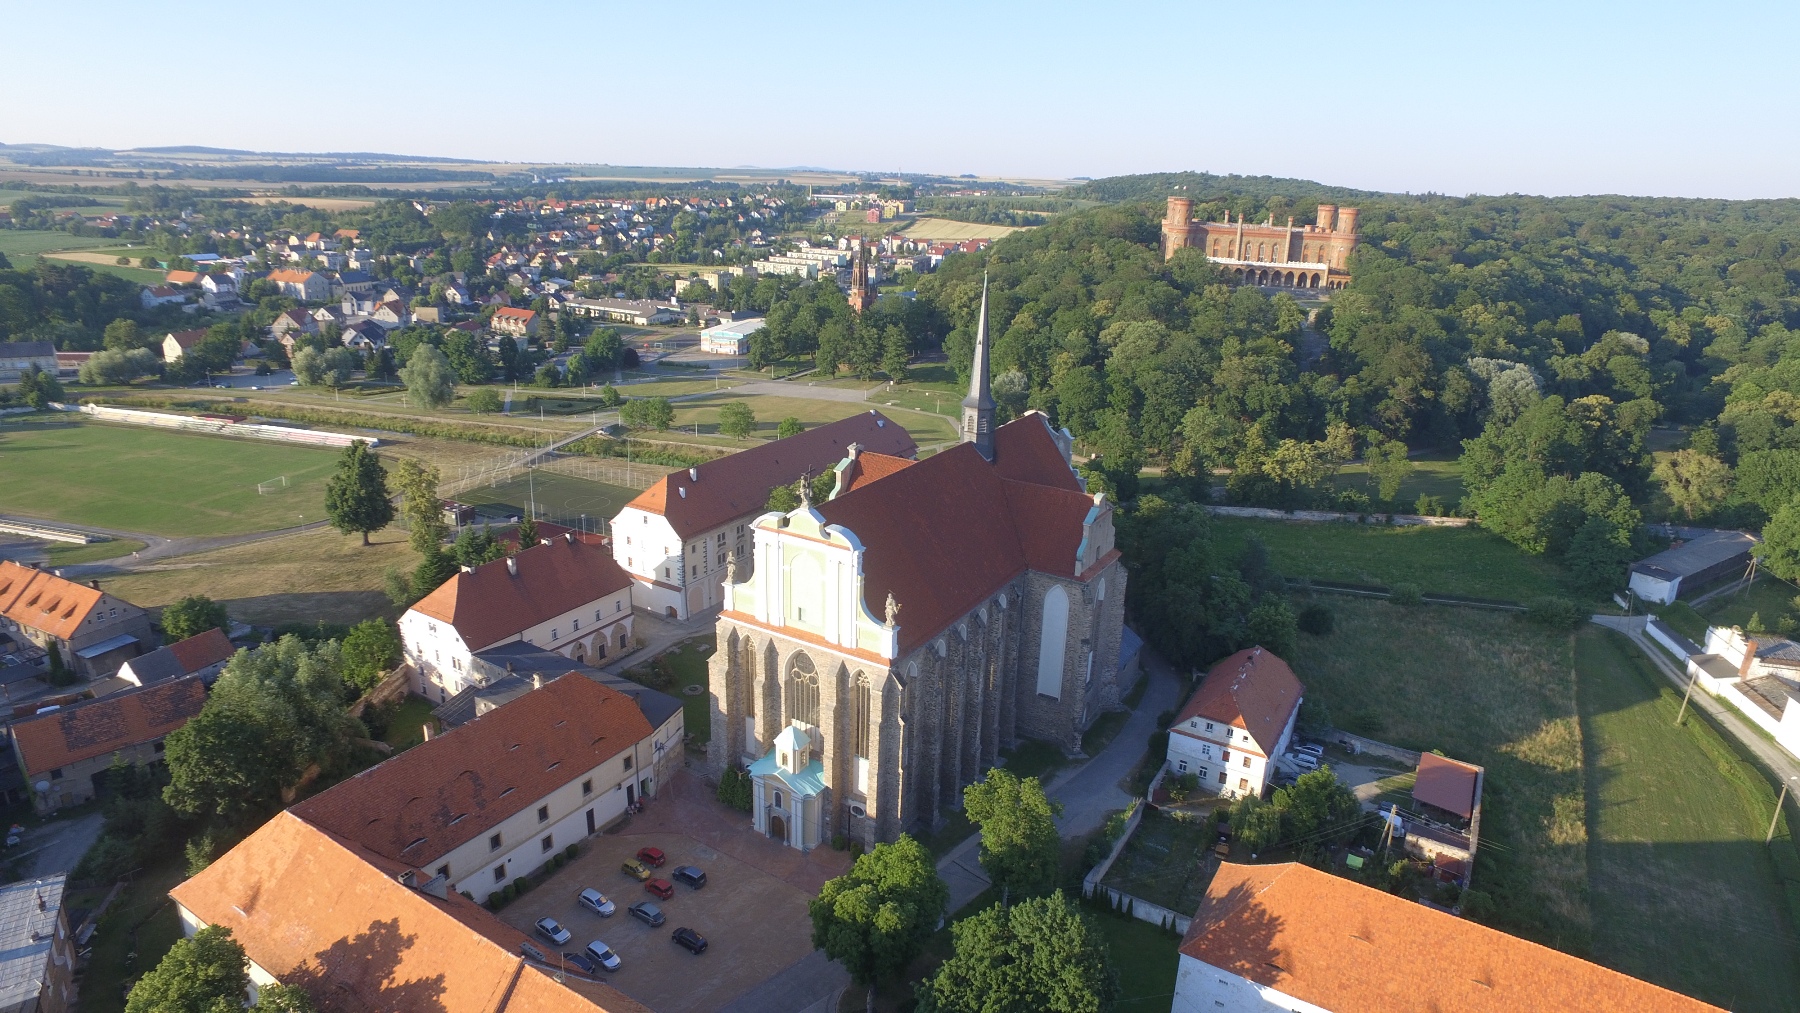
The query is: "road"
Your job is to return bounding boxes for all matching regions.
[12,813,104,880]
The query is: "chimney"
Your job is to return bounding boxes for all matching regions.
[1286,216,1294,228]
[505,557,517,576]
[398,870,418,888]
[563,532,573,544]
[506,661,515,673]
[689,467,699,481]
[532,673,544,690]
[421,723,433,742]
[88,580,100,590]
[1740,637,1758,677]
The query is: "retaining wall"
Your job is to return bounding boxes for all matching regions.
[1326,729,1423,766]
[1080,802,1193,932]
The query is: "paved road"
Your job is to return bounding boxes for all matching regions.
[729,381,873,404]
[0,513,333,578]
[1591,615,1800,788]
[718,949,847,1013]
[938,651,1183,914]
[12,813,103,880]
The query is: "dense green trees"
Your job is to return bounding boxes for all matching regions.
[915,892,1116,1013]
[718,401,756,439]
[620,396,674,430]
[162,595,230,641]
[399,344,456,408]
[810,835,946,1013]
[125,925,250,1013]
[963,769,1062,904]
[340,619,400,693]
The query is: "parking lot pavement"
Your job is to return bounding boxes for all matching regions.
[500,830,820,1013]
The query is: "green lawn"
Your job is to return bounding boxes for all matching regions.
[1653,599,1710,643]
[43,537,146,566]
[997,739,1069,782]
[1329,448,1465,507]
[657,635,713,747]
[80,855,188,1013]
[0,420,342,536]
[0,229,120,259]
[1092,904,1183,1007]
[453,471,639,533]
[378,694,439,752]
[670,393,959,445]
[1575,628,1800,1012]
[1100,808,1218,915]
[1693,575,1797,632]
[1211,516,1577,602]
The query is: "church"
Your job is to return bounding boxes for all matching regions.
[706,279,1129,850]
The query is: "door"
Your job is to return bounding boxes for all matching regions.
[626,784,636,806]
[769,813,787,843]
[586,809,595,834]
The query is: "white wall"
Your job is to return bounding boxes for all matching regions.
[1629,571,1678,605]
[1166,705,1291,800]
[1174,955,1332,1013]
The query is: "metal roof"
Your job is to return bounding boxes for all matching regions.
[1629,531,1757,580]
[0,876,62,1008]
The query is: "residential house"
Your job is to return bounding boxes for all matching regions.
[399,534,634,701]
[340,291,378,318]
[334,269,376,295]
[611,410,916,620]
[199,273,239,311]
[1166,646,1303,799]
[118,628,235,687]
[444,282,471,305]
[289,673,663,904]
[268,308,315,343]
[266,268,329,302]
[700,317,764,355]
[12,676,206,812]
[490,306,538,338]
[0,560,154,678]
[0,876,75,1013]
[1173,862,1722,1013]
[343,320,386,353]
[161,328,207,363]
[412,305,444,324]
[0,341,58,382]
[163,269,201,287]
[139,285,188,310]
[371,300,410,329]
[1628,530,1758,605]
[170,810,648,1012]
[1401,751,1485,883]
[309,306,343,329]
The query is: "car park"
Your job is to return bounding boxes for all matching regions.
[535,917,571,945]
[635,846,667,868]
[561,951,599,975]
[645,878,674,900]
[584,941,622,972]
[620,859,651,881]
[671,865,706,889]
[628,901,665,927]
[578,888,615,916]
[671,927,708,955]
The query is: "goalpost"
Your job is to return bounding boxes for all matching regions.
[257,476,289,495]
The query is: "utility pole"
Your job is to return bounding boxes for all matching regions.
[1768,779,1794,845]
[1676,661,1701,726]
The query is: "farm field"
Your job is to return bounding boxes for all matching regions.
[39,250,164,284]
[0,419,342,536]
[101,524,416,626]
[1575,628,1800,1012]
[899,217,1029,241]
[670,393,958,444]
[0,229,120,260]
[1210,516,1576,602]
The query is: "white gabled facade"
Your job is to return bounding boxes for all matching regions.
[611,502,750,621]
[1174,953,1333,1013]
[1166,707,1295,800]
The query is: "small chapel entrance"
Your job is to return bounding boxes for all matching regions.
[768,813,787,842]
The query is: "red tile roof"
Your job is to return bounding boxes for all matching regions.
[1174,647,1303,757]
[267,268,317,284]
[289,674,651,865]
[166,328,207,350]
[164,270,201,286]
[170,811,647,1013]
[13,676,206,779]
[1412,752,1482,819]
[0,561,105,640]
[815,414,1101,653]
[837,451,914,494]
[167,627,234,673]
[494,307,536,321]
[1181,862,1723,1013]
[409,535,631,651]
[625,412,915,540]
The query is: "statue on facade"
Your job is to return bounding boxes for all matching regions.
[724,551,737,584]
[884,591,901,628]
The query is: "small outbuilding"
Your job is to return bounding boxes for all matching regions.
[1628,530,1758,605]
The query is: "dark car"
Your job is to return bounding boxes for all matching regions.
[671,865,706,889]
[628,901,665,927]
[636,846,667,868]
[645,878,674,900]
[561,951,600,975]
[672,927,708,955]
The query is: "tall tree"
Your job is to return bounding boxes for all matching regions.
[390,457,447,554]
[399,343,456,408]
[777,417,804,439]
[1364,438,1414,504]
[161,595,230,641]
[1758,501,1800,582]
[516,515,540,548]
[718,401,757,439]
[324,439,393,546]
[124,925,249,1013]
[963,768,1062,904]
[915,892,1116,1013]
[1653,449,1731,520]
[340,619,400,694]
[810,835,947,1013]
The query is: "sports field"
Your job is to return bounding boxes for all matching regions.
[454,471,640,533]
[0,420,341,537]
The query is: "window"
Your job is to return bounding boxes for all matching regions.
[772,789,784,809]
[551,628,558,640]
[537,805,550,823]
[786,653,819,727]
[1177,760,1189,772]
[1218,771,1227,784]
[493,864,507,883]
[541,835,554,853]
[572,619,580,631]
[1238,778,1250,790]
[623,754,633,771]
[1201,744,1212,759]
[1242,756,1252,768]
[436,865,450,879]
[851,674,871,758]
[1198,767,1209,780]
[596,610,603,621]
[489,833,503,851]
[615,601,622,613]
[1205,722,1214,732]
[582,779,593,796]
[49,768,62,780]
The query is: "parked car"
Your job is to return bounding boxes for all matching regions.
[620,859,651,881]
[645,878,675,900]
[1296,742,1324,759]
[579,888,615,917]
[584,941,622,972]
[561,951,599,975]
[671,927,708,955]
[635,846,667,868]
[671,865,706,889]
[628,901,665,927]
[535,917,572,946]
[1284,752,1320,771]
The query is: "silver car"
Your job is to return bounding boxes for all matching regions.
[628,901,665,927]
[579,888,615,917]
[584,940,622,972]
[534,917,571,945]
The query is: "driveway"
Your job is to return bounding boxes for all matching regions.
[12,812,103,879]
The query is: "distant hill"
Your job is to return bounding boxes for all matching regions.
[1067,171,1393,204]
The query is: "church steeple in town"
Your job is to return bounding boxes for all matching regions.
[961,274,995,461]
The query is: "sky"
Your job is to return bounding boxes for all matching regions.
[8,1,1798,199]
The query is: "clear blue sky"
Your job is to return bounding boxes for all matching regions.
[9,1,1797,199]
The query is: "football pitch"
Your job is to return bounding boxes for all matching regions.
[0,420,342,537]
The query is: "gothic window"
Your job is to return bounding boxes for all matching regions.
[786,653,819,728]
[1036,585,1069,699]
[1210,239,1220,256]
[851,673,871,758]
[1257,243,1266,262]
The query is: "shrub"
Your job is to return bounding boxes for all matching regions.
[831,834,848,851]
[716,765,753,812]
[848,839,864,859]
[1460,888,1496,922]
[1297,603,1336,636]
[564,843,579,860]
[1526,596,1585,629]
[1388,582,1422,607]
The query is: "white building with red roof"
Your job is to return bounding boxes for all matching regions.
[705,281,1128,850]
[399,533,634,701]
[1167,645,1304,799]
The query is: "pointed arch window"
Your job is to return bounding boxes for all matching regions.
[786,653,819,728]
[851,673,871,758]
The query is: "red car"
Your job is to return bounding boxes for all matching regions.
[636,847,667,868]
[645,878,674,900]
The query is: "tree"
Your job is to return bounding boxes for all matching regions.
[340,619,400,694]
[809,835,946,1013]
[963,768,1062,904]
[124,924,249,1013]
[1364,439,1414,504]
[251,984,318,1012]
[450,527,505,567]
[290,346,328,386]
[319,347,356,387]
[915,892,1116,1013]
[881,325,910,382]
[533,363,561,388]
[620,396,674,430]
[464,387,502,413]
[390,457,447,554]
[103,318,145,352]
[443,331,494,384]
[1654,449,1731,520]
[162,595,230,641]
[516,515,539,548]
[718,401,757,439]
[411,548,460,598]
[17,367,64,409]
[80,347,160,385]
[1245,599,1298,657]
[777,416,804,439]
[399,343,456,409]
[1758,500,1800,582]
[324,439,393,546]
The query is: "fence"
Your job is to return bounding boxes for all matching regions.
[80,404,370,449]
[1325,728,1423,766]
[439,451,671,500]
[1079,802,1193,934]
[1205,504,1474,527]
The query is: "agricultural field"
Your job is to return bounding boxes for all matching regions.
[0,229,120,261]
[1210,515,1575,601]
[899,217,1030,241]
[0,419,341,537]
[39,249,165,284]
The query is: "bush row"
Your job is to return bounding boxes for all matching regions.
[486,842,583,910]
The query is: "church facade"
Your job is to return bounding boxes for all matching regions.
[1160,196,1360,289]
[706,280,1128,850]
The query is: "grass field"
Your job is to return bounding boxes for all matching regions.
[1692,574,1798,631]
[79,854,187,1013]
[0,420,342,537]
[670,393,959,445]
[899,217,1029,241]
[1211,516,1575,601]
[1329,448,1465,507]
[453,471,640,532]
[102,525,417,626]
[0,229,120,260]
[1575,628,1800,1012]
[1101,808,1218,915]
[43,538,147,566]
[616,377,743,398]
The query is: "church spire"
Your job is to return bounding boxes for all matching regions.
[961,273,995,461]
